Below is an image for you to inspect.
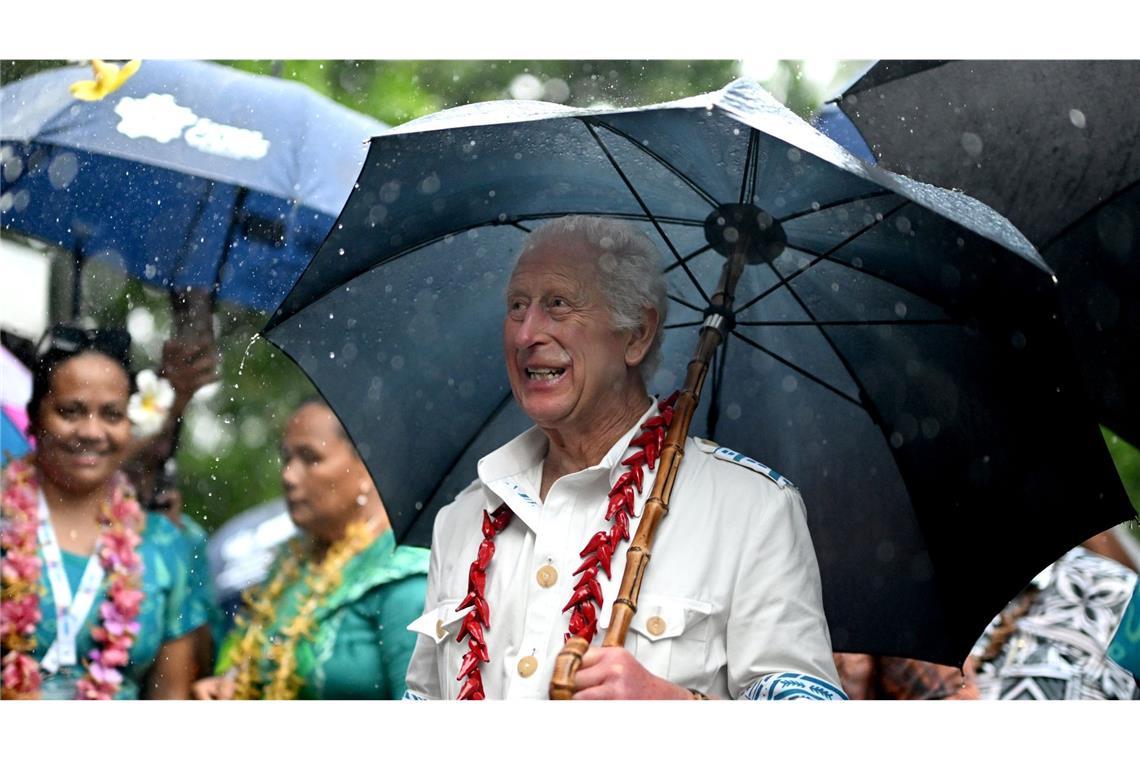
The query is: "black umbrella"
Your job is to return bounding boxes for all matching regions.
[823,60,1140,445]
[262,79,1133,666]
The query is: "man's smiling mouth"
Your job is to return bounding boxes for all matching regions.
[526,368,565,381]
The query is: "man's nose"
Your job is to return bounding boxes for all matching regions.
[512,304,549,348]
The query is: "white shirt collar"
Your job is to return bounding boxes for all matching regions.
[476,397,658,531]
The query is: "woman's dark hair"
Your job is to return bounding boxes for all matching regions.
[293,395,349,442]
[26,323,134,432]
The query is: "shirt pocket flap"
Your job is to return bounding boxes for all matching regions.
[627,595,713,642]
[407,600,467,644]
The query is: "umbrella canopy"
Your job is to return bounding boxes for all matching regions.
[262,79,1134,666]
[1,60,387,313]
[824,60,1140,445]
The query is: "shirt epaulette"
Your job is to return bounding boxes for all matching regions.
[693,438,794,489]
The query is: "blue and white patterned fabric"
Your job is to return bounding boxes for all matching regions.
[402,690,429,700]
[971,547,1138,700]
[743,672,848,701]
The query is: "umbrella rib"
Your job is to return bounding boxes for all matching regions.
[739,130,758,205]
[734,198,910,316]
[667,294,707,315]
[662,242,715,274]
[761,253,891,426]
[777,189,896,224]
[505,211,705,228]
[584,118,721,208]
[582,120,711,305]
[729,330,864,409]
[736,318,956,327]
[1037,176,1140,252]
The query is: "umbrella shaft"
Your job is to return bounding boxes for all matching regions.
[601,247,743,647]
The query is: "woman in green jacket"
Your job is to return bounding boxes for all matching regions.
[191,400,428,699]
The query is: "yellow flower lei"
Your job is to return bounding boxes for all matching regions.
[230,520,375,700]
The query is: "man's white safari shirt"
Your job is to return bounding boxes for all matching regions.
[405,400,845,700]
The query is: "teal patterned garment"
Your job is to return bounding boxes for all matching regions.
[1108,585,1140,680]
[218,529,429,699]
[33,511,209,699]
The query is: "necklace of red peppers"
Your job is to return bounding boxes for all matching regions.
[454,391,679,700]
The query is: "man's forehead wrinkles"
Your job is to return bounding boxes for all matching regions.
[507,269,592,296]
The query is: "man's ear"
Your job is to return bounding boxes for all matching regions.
[625,307,660,368]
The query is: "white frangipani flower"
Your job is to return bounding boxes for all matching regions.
[128,369,175,437]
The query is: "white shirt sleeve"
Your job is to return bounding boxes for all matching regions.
[726,479,845,699]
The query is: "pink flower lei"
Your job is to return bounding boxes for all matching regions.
[1,457,144,700]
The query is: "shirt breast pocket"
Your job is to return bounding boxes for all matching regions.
[407,600,467,699]
[624,595,714,685]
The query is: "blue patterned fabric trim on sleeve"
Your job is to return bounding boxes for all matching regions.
[743,672,848,700]
[402,690,430,700]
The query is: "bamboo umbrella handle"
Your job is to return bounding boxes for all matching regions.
[549,239,748,699]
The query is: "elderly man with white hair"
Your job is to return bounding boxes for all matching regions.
[404,215,844,700]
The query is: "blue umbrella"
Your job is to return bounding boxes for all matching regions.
[1,60,386,313]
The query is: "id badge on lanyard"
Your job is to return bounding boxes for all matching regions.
[36,490,105,673]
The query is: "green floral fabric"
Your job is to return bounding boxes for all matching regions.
[217,529,429,699]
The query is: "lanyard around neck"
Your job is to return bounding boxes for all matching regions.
[36,489,106,673]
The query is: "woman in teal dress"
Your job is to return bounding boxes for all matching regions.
[191,400,428,699]
[1,324,206,699]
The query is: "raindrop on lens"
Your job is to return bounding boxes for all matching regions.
[1069,109,1087,129]
[2,154,23,182]
[48,152,80,189]
[960,132,983,157]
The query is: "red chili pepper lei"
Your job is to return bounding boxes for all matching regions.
[453,393,678,699]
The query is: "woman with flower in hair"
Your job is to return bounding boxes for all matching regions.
[1,323,207,699]
[192,399,429,700]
